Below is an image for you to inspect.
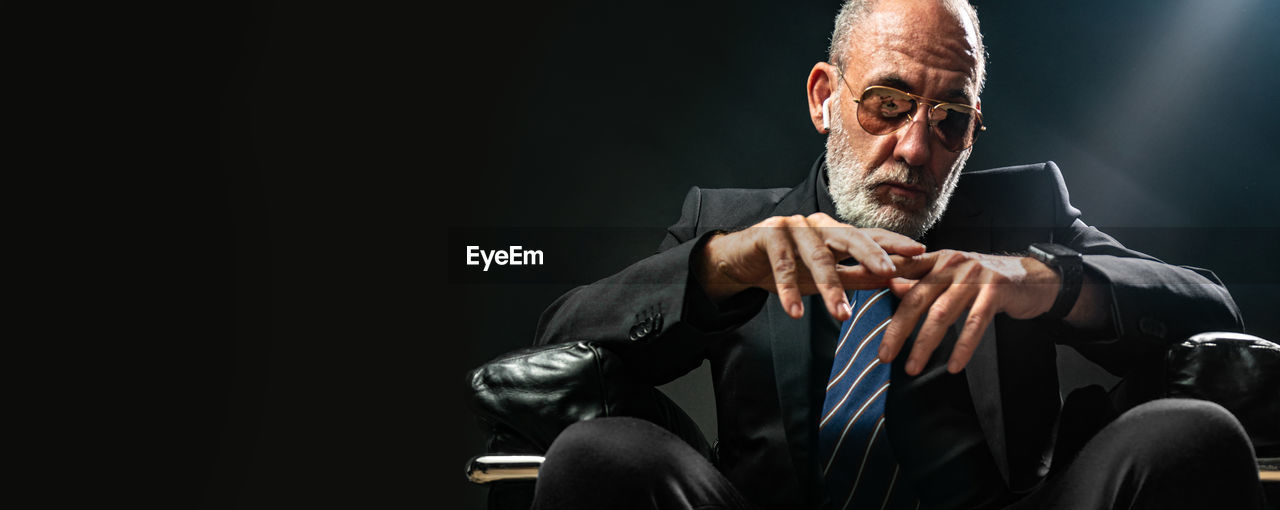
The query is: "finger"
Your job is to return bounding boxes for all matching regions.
[835,265,894,290]
[878,277,950,366]
[905,280,981,376]
[762,224,804,318]
[803,215,896,276]
[790,217,851,321]
[832,247,924,289]
[863,228,927,256]
[877,278,917,364]
[878,252,968,366]
[798,215,921,261]
[825,227,897,277]
[947,285,998,374]
[804,214,926,257]
[891,251,944,280]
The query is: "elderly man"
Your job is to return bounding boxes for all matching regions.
[528,0,1265,508]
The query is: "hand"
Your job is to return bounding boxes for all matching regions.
[695,212,926,321]
[877,250,1061,375]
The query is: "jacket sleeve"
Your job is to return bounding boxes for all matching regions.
[1037,161,1245,375]
[532,187,767,386]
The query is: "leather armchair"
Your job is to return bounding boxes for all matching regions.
[466,341,712,510]
[465,333,1279,509]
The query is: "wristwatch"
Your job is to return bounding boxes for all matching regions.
[1028,243,1083,320]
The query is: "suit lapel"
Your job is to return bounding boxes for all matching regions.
[965,316,1009,485]
[921,189,1012,485]
[766,295,820,496]
[763,160,825,502]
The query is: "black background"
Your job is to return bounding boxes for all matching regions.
[65,0,1280,507]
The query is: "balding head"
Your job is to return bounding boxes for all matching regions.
[828,0,986,94]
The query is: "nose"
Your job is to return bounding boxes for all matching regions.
[891,105,933,167]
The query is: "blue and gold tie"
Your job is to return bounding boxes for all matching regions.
[819,289,915,509]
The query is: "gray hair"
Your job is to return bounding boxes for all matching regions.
[827,0,987,94]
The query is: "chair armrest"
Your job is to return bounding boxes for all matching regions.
[467,341,712,459]
[1164,332,1280,457]
[1260,457,1279,482]
[466,455,544,484]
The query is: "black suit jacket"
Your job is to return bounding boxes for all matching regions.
[533,156,1243,509]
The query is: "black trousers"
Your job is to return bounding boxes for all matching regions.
[531,398,1266,510]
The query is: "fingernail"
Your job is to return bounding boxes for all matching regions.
[880,255,895,271]
[790,302,802,317]
[948,360,962,373]
[906,359,920,374]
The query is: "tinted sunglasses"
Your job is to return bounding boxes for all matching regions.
[837,68,986,152]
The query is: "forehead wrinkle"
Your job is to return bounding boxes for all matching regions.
[846,7,979,96]
[882,45,974,78]
[875,19,976,73]
[857,49,975,97]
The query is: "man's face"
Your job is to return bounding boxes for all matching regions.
[825,0,982,239]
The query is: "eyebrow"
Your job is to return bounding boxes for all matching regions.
[866,74,972,104]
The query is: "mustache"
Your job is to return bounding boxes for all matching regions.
[867,162,938,198]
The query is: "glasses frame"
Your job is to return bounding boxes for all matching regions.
[833,64,986,152]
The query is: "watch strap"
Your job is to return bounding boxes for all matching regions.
[1029,243,1083,320]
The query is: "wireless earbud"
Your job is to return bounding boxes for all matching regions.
[821,97,832,131]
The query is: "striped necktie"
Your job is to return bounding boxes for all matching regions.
[819,289,916,509]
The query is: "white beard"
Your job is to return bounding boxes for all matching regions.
[824,95,969,240]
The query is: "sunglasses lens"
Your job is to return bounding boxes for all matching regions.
[931,104,980,151]
[852,85,983,152]
[856,87,915,135]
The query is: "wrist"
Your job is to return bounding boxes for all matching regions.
[1019,256,1062,317]
[695,232,750,303]
[1027,243,1084,321]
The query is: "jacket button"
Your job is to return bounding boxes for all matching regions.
[628,324,642,341]
[1139,317,1167,339]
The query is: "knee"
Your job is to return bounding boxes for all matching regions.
[535,418,732,509]
[541,417,682,481]
[1118,398,1253,467]
[1127,398,1247,441]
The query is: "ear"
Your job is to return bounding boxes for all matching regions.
[975,98,984,130]
[807,62,839,134]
